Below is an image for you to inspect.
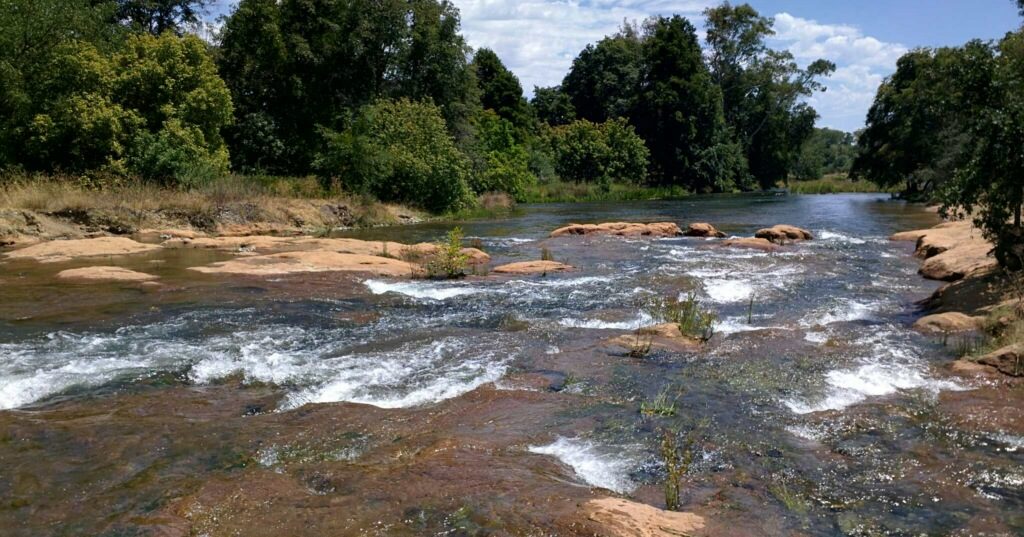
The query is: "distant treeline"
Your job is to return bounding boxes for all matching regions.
[852,0,1024,268]
[1,0,839,212]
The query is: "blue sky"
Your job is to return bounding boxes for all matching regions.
[206,1,1021,132]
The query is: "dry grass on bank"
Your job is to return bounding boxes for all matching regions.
[0,173,413,234]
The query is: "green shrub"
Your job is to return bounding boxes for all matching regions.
[425,227,469,279]
[317,99,473,213]
[549,118,649,185]
[646,292,717,342]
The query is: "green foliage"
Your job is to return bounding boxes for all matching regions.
[218,0,477,174]
[562,24,643,123]
[548,118,648,186]
[425,227,469,279]
[115,0,209,35]
[531,86,576,126]
[640,388,678,416]
[646,292,717,342]
[472,48,532,134]
[792,128,857,180]
[317,99,472,213]
[788,175,882,194]
[659,428,695,512]
[468,110,535,199]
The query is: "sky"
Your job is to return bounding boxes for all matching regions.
[207,1,1021,132]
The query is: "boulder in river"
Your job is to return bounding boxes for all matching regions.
[550,222,682,238]
[684,222,726,238]
[189,251,423,277]
[918,240,996,281]
[754,224,813,244]
[606,323,703,353]
[2,236,161,263]
[890,220,980,259]
[913,312,984,333]
[583,497,705,537]
[719,237,779,252]
[492,260,573,275]
[56,266,159,282]
[975,344,1024,377]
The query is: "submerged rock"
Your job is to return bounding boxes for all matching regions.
[606,323,703,353]
[754,224,813,244]
[550,222,682,238]
[719,237,779,252]
[492,260,574,275]
[3,236,161,263]
[684,222,726,238]
[56,266,159,282]
[583,498,705,537]
[913,312,983,333]
[975,344,1024,377]
[189,251,423,277]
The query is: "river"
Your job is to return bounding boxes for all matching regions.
[1,193,1021,536]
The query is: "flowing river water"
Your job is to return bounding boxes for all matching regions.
[1,193,1022,536]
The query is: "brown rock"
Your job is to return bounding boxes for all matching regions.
[3,236,161,263]
[754,224,813,244]
[188,251,423,277]
[492,260,574,275]
[56,266,159,282]
[583,498,705,537]
[607,323,703,353]
[975,344,1024,377]
[891,221,982,259]
[919,240,996,281]
[550,222,682,238]
[720,237,779,252]
[913,312,983,333]
[949,359,1003,377]
[684,222,726,238]
[136,229,207,242]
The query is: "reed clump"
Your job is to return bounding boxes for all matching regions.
[646,292,717,342]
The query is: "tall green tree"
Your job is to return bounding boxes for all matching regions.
[792,127,857,180]
[471,48,531,134]
[703,2,834,189]
[941,31,1024,269]
[633,15,738,191]
[115,0,209,35]
[531,86,575,126]
[562,25,642,123]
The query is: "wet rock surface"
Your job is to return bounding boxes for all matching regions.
[550,221,683,238]
[56,266,159,282]
[1,194,1021,536]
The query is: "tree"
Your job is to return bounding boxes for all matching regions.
[562,25,642,123]
[703,2,834,189]
[468,110,534,199]
[633,15,734,191]
[851,44,983,198]
[792,128,857,180]
[471,48,532,134]
[549,118,648,187]
[115,0,209,35]
[218,0,477,174]
[531,86,575,126]
[941,31,1024,269]
[316,99,472,213]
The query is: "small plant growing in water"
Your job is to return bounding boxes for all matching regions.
[627,329,653,358]
[640,387,678,417]
[660,428,695,511]
[646,292,717,342]
[541,246,554,261]
[425,227,469,279]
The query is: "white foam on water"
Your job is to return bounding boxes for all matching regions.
[800,298,881,327]
[817,230,868,245]
[509,276,613,289]
[528,437,637,494]
[783,361,964,414]
[716,317,789,335]
[281,337,509,410]
[684,265,803,304]
[558,312,653,330]
[364,279,486,301]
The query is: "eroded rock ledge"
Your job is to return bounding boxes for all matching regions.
[891,220,996,281]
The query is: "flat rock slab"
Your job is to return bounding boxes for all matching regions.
[3,237,162,263]
[719,237,779,252]
[189,251,422,277]
[56,266,159,282]
[919,240,996,281]
[755,224,813,243]
[492,260,574,275]
[550,222,682,238]
[606,323,703,353]
[583,498,705,537]
[891,220,984,258]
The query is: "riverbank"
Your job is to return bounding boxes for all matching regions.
[892,217,1024,377]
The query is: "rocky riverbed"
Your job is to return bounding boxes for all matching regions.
[1,194,1021,536]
